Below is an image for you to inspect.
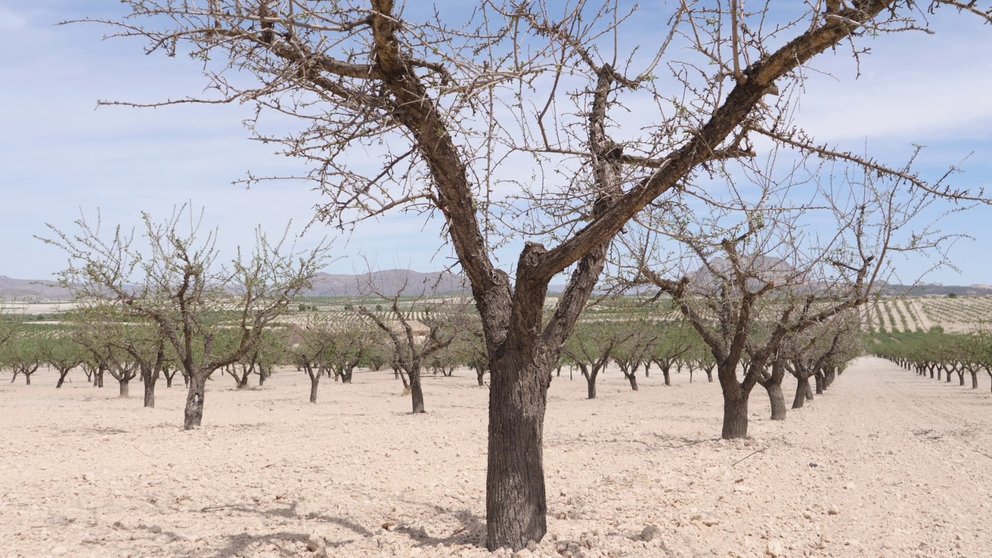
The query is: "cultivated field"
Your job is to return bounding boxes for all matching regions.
[1,358,989,557]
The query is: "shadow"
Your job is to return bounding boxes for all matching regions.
[394,507,485,548]
[214,531,326,557]
[200,501,375,538]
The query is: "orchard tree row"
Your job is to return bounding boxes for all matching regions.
[871,329,992,392]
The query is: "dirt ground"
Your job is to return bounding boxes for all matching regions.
[0,357,990,558]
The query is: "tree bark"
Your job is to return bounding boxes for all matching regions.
[143,375,156,407]
[793,376,809,409]
[56,368,71,388]
[625,372,638,391]
[765,382,786,420]
[805,381,814,401]
[309,374,320,404]
[814,372,824,395]
[486,357,550,551]
[662,366,672,387]
[409,368,425,413]
[586,373,597,399]
[184,373,207,429]
[722,389,749,439]
[971,371,978,389]
[119,379,129,398]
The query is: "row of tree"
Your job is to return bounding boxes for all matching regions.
[871,329,992,391]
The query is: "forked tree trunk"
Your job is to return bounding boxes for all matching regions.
[184,372,208,429]
[486,356,550,551]
[409,367,425,413]
[793,376,809,409]
[164,370,175,388]
[705,367,714,382]
[56,368,71,388]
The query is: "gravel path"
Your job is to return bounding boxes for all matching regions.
[0,357,989,557]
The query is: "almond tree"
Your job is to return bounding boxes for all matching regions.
[358,293,462,413]
[43,207,326,428]
[86,1,992,548]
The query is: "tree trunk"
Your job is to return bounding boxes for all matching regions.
[25,373,31,386]
[705,368,714,382]
[626,372,638,391]
[722,388,749,439]
[143,374,156,408]
[486,357,550,551]
[56,369,70,388]
[477,368,486,386]
[184,372,207,429]
[309,374,319,404]
[765,382,786,420]
[971,371,978,389]
[814,372,824,395]
[585,372,597,399]
[805,381,814,401]
[96,368,104,388]
[409,368,425,413]
[793,376,809,409]
[165,372,174,388]
[119,379,129,398]
[662,366,671,387]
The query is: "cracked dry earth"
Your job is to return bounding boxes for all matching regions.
[1,356,990,557]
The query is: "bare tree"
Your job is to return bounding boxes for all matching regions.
[358,291,462,413]
[83,1,992,548]
[42,206,326,428]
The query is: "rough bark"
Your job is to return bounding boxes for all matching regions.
[184,373,208,429]
[767,382,787,420]
[793,376,810,409]
[409,367,426,413]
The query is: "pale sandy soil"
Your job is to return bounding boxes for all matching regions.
[1,357,990,558]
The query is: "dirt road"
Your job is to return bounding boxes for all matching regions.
[0,357,988,557]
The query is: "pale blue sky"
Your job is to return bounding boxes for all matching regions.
[1,2,990,285]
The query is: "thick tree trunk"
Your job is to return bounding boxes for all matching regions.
[662,366,672,387]
[409,368,425,413]
[971,371,978,389]
[486,357,550,551]
[722,390,748,439]
[96,369,104,388]
[25,373,31,386]
[118,379,129,398]
[805,381,814,401]
[143,375,156,408]
[765,382,786,420]
[184,373,207,429]
[793,376,809,409]
[814,373,824,395]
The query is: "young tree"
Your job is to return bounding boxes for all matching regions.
[563,321,629,399]
[39,329,85,389]
[86,1,992,548]
[43,207,326,428]
[359,293,460,413]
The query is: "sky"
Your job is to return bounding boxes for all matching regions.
[1,1,990,286]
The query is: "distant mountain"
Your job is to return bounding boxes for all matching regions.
[0,276,72,301]
[1,269,989,301]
